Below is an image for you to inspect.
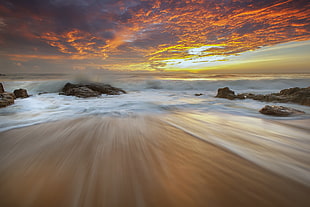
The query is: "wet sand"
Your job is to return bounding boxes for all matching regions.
[0,115,309,207]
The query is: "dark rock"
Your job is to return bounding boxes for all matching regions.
[0,83,4,93]
[66,87,100,98]
[0,92,15,108]
[254,87,310,106]
[236,93,256,99]
[215,86,310,106]
[195,93,203,96]
[215,87,236,100]
[279,87,301,96]
[60,82,126,98]
[13,89,29,98]
[85,83,126,95]
[259,105,305,116]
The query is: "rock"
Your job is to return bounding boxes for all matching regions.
[215,86,310,106]
[259,105,305,116]
[65,87,100,98]
[85,83,126,95]
[0,83,15,108]
[0,92,15,108]
[236,93,256,99]
[279,87,301,96]
[215,87,236,100]
[0,83,4,93]
[279,87,310,106]
[195,93,203,96]
[60,82,126,98]
[13,89,29,98]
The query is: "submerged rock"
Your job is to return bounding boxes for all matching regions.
[215,87,236,100]
[14,89,29,98]
[0,92,15,108]
[215,87,310,106]
[259,105,305,116]
[60,82,126,98]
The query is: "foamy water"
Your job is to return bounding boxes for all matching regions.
[1,73,310,131]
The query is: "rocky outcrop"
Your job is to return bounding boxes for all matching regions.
[63,86,101,98]
[14,89,29,98]
[0,83,30,108]
[0,92,15,108]
[60,82,126,98]
[0,83,15,108]
[215,87,310,106]
[215,87,236,100]
[259,105,305,116]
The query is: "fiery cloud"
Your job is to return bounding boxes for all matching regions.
[0,0,309,71]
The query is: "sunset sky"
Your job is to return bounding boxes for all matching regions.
[0,0,309,73]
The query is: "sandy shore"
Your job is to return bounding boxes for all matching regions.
[0,115,309,207]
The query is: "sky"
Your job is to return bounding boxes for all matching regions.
[0,0,309,74]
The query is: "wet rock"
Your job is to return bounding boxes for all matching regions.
[0,83,4,93]
[85,83,126,95]
[215,87,310,106]
[60,82,126,98]
[0,83,15,107]
[252,87,310,106]
[279,87,310,106]
[215,87,236,100]
[0,92,15,108]
[236,93,256,99]
[259,105,305,116]
[279,87,301,96]
[13,89,29,98]
[65,87,100,98]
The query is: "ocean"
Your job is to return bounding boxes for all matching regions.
[1,73,310,132]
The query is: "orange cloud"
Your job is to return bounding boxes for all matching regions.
[2,0,309,71]
[125,0,310,69]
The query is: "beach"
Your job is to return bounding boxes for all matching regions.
[1,113,309,207]
[1,0,310,205]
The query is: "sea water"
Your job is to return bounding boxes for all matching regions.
[1,73,310,191]
[1,73,310,132]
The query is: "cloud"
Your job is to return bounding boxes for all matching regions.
[0,0,309,71]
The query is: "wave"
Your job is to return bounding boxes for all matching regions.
[116,78,310,92]
[2,80,70,94]
[1,74,309,95]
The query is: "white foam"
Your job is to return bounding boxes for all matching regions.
[1,74,309,131]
